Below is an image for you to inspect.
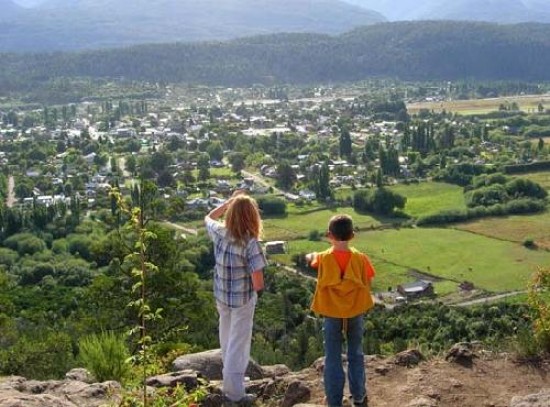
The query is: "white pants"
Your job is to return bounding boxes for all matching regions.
[216,293,257,401]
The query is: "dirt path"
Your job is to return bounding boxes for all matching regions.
[162,221,198,236]
[453,290,527,307]
[6,175,15,208]
[241,169,284,195]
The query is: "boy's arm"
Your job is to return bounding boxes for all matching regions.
[363,255,375,281]
[305,252,319,268]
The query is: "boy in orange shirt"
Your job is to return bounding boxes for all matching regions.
[306,214,375,407]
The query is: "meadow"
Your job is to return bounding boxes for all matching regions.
[262,206,380,241]
[389,182,466,217]
[283,227,550,294]
[407,94,550,115]
[189,178,549,298]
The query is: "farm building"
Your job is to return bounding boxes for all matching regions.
[265,241,288,255]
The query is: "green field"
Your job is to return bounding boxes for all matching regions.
[456,211,550,250]
[516,171,550,191]
[263,206,380,241]
[390,182,466,217]
[283,227,550,293]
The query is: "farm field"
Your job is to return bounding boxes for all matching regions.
[334,182,466,218]
[515,171,550,191]
[407,93,550,115]
[455,211,550,249]
[262,206,380,241]
[283,227,550,293]
[390,182,466,218]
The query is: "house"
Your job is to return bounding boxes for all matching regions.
[299,189,316,201]
[186,198,209,210]
[397,280,434,299]
[265,241,287,255]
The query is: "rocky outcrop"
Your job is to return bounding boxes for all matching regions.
[0,375,121,407]
[1,346,549,407]
[510,390,550,407]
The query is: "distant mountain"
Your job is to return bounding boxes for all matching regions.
[344,0,550,23]
[343,0,443,21]
[0,0,24,21]
[0,0,385,52]
[2,20,550,92]
[12,0,45,7]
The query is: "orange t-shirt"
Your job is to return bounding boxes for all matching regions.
[310,249,375,280]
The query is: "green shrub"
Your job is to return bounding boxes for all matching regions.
[79,331,131,383]
[0,332,75,379]
[523,238,537,249]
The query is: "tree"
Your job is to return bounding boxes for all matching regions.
[353,188,406,215]
[339,127,352,159]
[206,141,223,162]
[197,153,210,182]
[276,161,296,190]
[228,152,245,174]
[125,154,137,175]
[314,162,331,201]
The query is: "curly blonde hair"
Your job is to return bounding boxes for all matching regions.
[225,195,263,245]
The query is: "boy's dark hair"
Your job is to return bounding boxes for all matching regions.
[328,214,354,241]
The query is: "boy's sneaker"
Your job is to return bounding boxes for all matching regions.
[352,396,369,407]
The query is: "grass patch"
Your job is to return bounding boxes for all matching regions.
[456,211,550,250]
[285,228,550,293]
[514,171,550,191]
[407,94,550,115]
[262,207,380,241]
[390,182,466,218]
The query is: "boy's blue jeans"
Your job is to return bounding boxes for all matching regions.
[323,315,366,407]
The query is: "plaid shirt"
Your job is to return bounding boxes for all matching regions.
[205,217,267,308]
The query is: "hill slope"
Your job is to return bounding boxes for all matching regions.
[0,0,24,21]
[0,0,385,52]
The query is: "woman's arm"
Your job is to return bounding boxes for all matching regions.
[251,270,264,291]
[204,189,246,221]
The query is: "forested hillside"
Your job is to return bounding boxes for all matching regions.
[1,21,550,92]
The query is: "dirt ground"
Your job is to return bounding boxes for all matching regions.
[299,353,550,407]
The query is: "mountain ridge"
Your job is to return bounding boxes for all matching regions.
[344,0,550,23]
[0,0,385,52]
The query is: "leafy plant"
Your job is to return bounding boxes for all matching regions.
[112,185,163,407]
[527,266,550,352]
[79,331,131,383]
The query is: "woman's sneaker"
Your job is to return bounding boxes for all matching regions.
[223,393,257,407]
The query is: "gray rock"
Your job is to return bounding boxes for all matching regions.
[0,394,75,407]
[445,342,477,367]
[407,396,438,407]
[393,349,424,367]
[0,376,121,407]
[65,368,96,384]
[261,364,291,377]
[171,349,263,380]
[282,380,311,407]
[510,390,550,407]
[146,369,200,390]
